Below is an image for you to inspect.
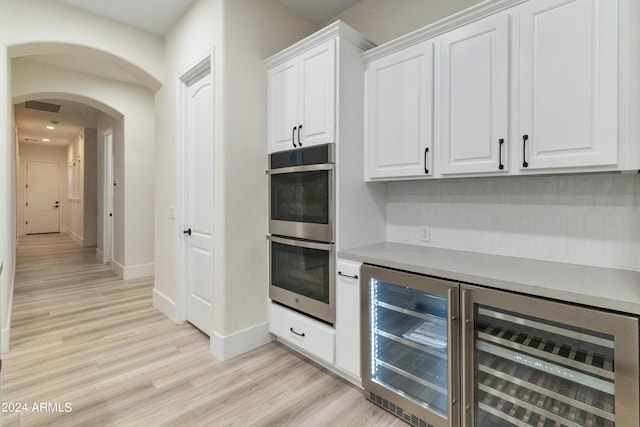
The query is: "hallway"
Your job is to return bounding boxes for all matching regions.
[2,233,399,426]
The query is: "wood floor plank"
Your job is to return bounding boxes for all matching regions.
[2,233,399,426]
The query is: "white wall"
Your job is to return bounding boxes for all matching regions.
[83,129,97,247]
[67,132,84,242]
[17,143,68,236]
[387,174,640,272]
[65,129,97,247]
[155,0,317,357]
[0,49,15,353]
[323,0,484,44]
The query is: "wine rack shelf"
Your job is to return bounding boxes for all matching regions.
[475,306,615,427]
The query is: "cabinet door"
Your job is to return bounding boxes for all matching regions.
[298,39,336,148]
[268,58,299,153]
[438,13,510,175]
[335,260,361,382]
[365,41,434,180]
[518,0,618,170]
[461,285,639,427]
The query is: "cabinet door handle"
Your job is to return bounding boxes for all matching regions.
[338,271,358,280]
[298,124,303,146]
[289,327,305,337]
[498,138,504,170]
[424,147,430,174]
[292,126,298,148]
[522,134,529,168]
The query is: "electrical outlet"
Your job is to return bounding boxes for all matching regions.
[419,226,431,242]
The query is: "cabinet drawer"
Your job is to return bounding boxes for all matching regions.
[269,302,335,364]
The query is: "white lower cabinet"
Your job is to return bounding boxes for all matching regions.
[269,302,335,364]
[335,259,362,382]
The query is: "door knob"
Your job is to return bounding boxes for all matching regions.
[183,228,192,236]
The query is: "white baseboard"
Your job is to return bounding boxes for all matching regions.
[112,260,124,278]
[210,321,273,361]
[96,248,104,262]
[83,238,97,248]
[68,230,83,245]
[1,265,15,354]
[112,261,154,280]
[152,288,177,323]
[1,327,10,354]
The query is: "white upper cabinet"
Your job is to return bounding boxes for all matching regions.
[268,39,336,153]
[517,0,619,170]
[268,59,299,152]
[299,41,336,149]
[362,0,636,180]
[365,40,434,180]
[438,13,510,175]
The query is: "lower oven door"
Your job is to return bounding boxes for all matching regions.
[268,235,335,325]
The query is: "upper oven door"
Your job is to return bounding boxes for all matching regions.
[268,145,335,242]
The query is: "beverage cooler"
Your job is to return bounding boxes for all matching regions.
[361,265,640,427]
[361,265,460,427]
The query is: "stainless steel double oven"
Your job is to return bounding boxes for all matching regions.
[267,144,336,324]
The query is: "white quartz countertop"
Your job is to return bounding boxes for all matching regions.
[339,242,640,316]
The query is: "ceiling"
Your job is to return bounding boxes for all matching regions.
[57,0,198,36]
[56,0,361,34]
[15,100,100,148]
[19,0,362,147]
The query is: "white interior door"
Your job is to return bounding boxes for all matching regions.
[104,130,114,263]
[183,61,214,336]
[25,161,60,234]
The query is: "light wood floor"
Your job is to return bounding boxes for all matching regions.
[2,233,401,426]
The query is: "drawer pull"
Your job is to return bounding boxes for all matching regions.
[338,271,358,280]
[289,327,305,337]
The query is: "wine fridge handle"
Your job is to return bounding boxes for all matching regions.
[448,287,460,427]
[461,289,472,426]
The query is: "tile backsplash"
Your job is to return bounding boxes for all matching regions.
[386,173,640,271]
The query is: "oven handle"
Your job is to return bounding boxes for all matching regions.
[265,163,334,175]
[267,235,334,251]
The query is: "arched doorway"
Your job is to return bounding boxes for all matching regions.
[14,95,123,263]
[2,41,161,352]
